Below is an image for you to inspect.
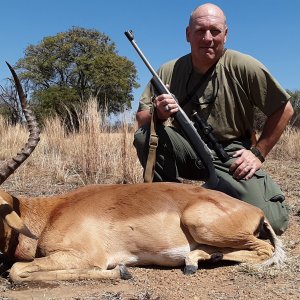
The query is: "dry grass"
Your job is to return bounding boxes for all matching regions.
[0,115,30,160]
[270,126,300,161]
[0,99,299,190]
[0,99,143,189]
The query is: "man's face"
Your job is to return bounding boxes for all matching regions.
[186,15,227,67]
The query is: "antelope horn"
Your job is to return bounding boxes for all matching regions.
[0,63,40,184]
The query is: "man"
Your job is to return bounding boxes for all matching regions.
[133,3,294,235]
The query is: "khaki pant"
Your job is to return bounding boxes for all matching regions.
[134,124,289,235]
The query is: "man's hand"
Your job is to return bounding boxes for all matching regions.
[229,101,294,181]
[155,93,179,120]
[229,149,262,180]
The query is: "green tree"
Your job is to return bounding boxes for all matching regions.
[16,27,139,119]
[253,89,300,130]
[30,86,79,121]
[287,89,300,128]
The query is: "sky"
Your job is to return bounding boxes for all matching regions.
[0,0,299,114]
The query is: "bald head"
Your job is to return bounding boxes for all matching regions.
[186,3,228,72]
[189,3,226,27]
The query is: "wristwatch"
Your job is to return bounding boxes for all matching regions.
[250,146,265,163]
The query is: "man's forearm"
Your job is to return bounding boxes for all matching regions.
[256,101,294,157]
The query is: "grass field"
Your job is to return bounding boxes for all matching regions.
[0,99,299,190]
[0,99,299,299]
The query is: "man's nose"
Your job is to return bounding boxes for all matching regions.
[203,30,213,41]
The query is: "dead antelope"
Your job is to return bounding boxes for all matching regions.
[0,65,285,283]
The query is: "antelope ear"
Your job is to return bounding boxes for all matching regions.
[0,198,37,240]
[4,210,38,240]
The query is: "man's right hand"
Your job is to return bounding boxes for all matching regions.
[154,93,179,120]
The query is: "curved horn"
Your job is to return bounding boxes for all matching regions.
[0,63,40,184]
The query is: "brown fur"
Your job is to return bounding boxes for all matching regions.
[0,182,285,282]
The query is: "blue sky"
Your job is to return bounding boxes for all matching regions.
[0,0,299,113]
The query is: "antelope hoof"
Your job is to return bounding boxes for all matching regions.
[183,265,198,275]
[119,264,132,280]
[211,252,223,263]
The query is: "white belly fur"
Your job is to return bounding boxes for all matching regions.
[107,243,197,268]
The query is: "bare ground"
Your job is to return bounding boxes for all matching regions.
[0,159,299,300]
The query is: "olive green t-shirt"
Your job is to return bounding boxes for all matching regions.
[138,50,290,142]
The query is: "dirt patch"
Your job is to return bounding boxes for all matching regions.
[0,159,299,300]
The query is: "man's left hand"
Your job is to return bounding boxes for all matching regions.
[229,149,262,180]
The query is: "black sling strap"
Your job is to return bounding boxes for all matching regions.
[180,62,217,109]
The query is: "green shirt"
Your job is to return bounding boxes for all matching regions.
[138,50,290,142]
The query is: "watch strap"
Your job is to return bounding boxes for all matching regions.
[250,146,265,163]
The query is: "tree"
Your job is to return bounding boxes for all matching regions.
[0,78,31,124]
[253,89,300,130]
[287,89,300,128]
[30,86,80,122]
[16,27,139,119]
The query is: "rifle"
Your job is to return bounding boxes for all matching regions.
[191,110,230,163]
[125,30,239,198]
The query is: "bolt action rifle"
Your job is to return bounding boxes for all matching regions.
[125,30,239,198]
[191,110,230,163]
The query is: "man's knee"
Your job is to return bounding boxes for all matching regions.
[263,200,289,235]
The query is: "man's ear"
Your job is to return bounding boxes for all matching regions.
[186,26,190,43]
[224,27,228,44]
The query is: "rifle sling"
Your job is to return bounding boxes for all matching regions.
[144,98,159,183]
[180,62,217,109]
